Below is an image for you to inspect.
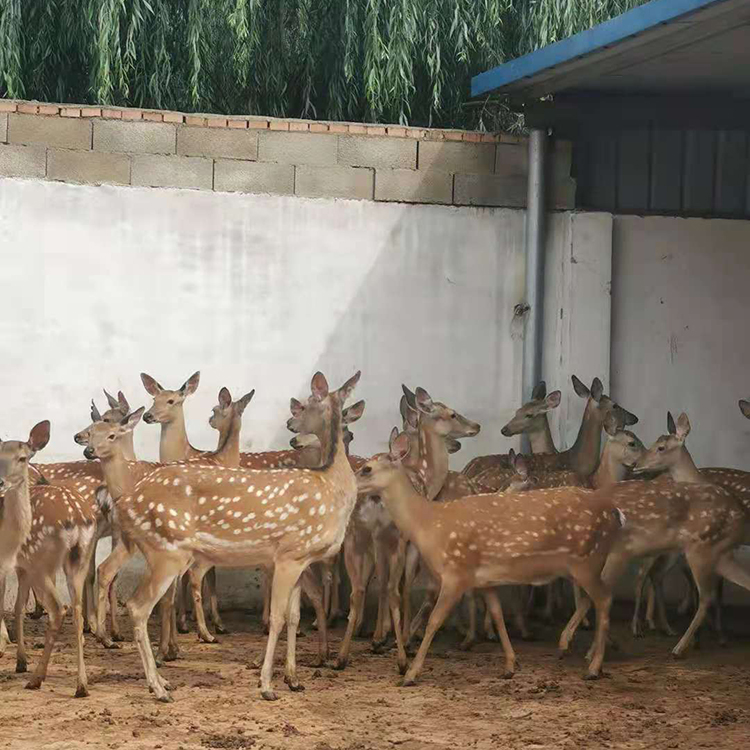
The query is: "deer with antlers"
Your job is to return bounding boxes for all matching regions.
[88,371,360,701]
[355,429,624,684]
[0,421,99,696]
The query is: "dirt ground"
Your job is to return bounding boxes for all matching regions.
[1,603,749,750]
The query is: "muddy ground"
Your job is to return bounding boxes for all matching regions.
[1,603,749,750]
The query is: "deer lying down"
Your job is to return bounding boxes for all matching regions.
[356,429,624,685]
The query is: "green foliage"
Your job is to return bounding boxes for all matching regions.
[0,0,647,130]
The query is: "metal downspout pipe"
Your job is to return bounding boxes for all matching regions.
[521,128,548,450]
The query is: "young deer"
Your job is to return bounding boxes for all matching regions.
[106,371,360,702]
[561,413,749,660]
[0,422,98,696]
[356,430,623,685]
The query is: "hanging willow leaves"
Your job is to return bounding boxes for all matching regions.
[0,0,647,131]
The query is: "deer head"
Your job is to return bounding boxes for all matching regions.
[84,409,145,462]
[602,412,646,470]
[208,387,255,434]
[504,448,533,493]
[501,382,561,437]
[572,374,638,427]
[740,399,750,420]
[402,385,481,439]
[632,412,691,475]
[74,389,131,446]
[355,428,411,495]
[289,400,365,452]
[0,421,50,492]
[141,371,200,425]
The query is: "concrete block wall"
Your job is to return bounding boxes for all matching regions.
[0,100,575,208]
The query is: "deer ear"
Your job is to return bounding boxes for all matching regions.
[311,372,329,401]
[180,371,200,397]
[740,400,750,419]
[121,407,145,432]
[603,412,619,437]
[545,391,561,410]
[343,400,365,424]
[675,413,691,442]
[104,389,120,410]
[508,448,516,461]
[140,373,163,396]
[667,411,676,435]
[590,378,604,403]
[337,371,361,403]
[237,390,255,415]
[290,398,304,417]
[91,400,103,422]
[514,453,529,479]
[401,385,417,410]
[28,420,51,453]
[532,381,547,400]
[118,391,130,413]
[415,387,434,415]
[218,387,232,409]
[619,406,638,426]
[389,430,411,462]
[388,427,400,453]
[571,375,590,399]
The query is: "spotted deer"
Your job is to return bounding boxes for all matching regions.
[98,371,361,702]
[356,429,623,685]
[0,422,98,696]
[561,413,750,660]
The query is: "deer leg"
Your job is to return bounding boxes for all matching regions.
[336,533,371,670]
[328,554,343,625]
[24,572,66,691]
[386,541,408,675]
[205,567,227,634]
[541,583,555,623]
[483,589,517,678]
[128,552,191,702]
[0,574,9,655]
[402,578,464,687]
[259,561,306,701]
[82,546,97,634]
[95,540,132,649]
[458,592,477,651]
[575,573,613,680]
[672,548,722,657]
[372,543,391,649]
[65,536,96,698]
[712,578,726,645]
[260,567,271,634]
[632,557,656,638]
[284,583,304,692]
[156,579,180,664]
[483,598,496,641]
[176,572,190,633]
[14,570,31,673]
[401,542,420,644]
[301,567,329,665]
[186,563,218,644]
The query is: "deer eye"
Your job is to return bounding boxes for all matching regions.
[658,445,665,452]
[360,466,372,476]
[18,456,26,463]
[108,434,116,441]
[450,412,457,419]
[167,399,175,405]
[628,441,636,447]
[525,414,532,419]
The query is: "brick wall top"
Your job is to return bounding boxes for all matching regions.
[0,99,575,209]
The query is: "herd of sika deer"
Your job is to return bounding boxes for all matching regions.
[0,369,749,704]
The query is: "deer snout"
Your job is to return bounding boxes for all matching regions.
[0,478,5,491]
[286,417,299,433]
[83,446,96,460]
[501,425,512,437]
[290,435,302,449]
[142,411,155,424]
[73,431,87,445]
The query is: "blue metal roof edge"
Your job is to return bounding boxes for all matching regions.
[471,0,725,98]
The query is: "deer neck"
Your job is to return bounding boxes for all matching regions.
[311,402,350,482]
[565,399,602,477]
[159,410,194,463]
[667,448,704,484]
[213,416,241,468]
[529,416,556,454]
[590,443,628,490]
[416,419,449,501]
[121,432,137,462]
[100,451,136,502]
[378,469,435,548]
[0,476,33,568]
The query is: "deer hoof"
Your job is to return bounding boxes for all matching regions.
[74,685,90,699]
[111,633,125,643]
[502,669,515,680]
[15,660,27,674]
[285,680,305,693]
[215,625,229,635]
[582,672,600,682]
[458,639,475,652]
[333,659,347,671]
[24,677,43,690]
[397,661,408,676]
[261,690,279,702]
[103,641,121,650]
[401,676,417,688]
